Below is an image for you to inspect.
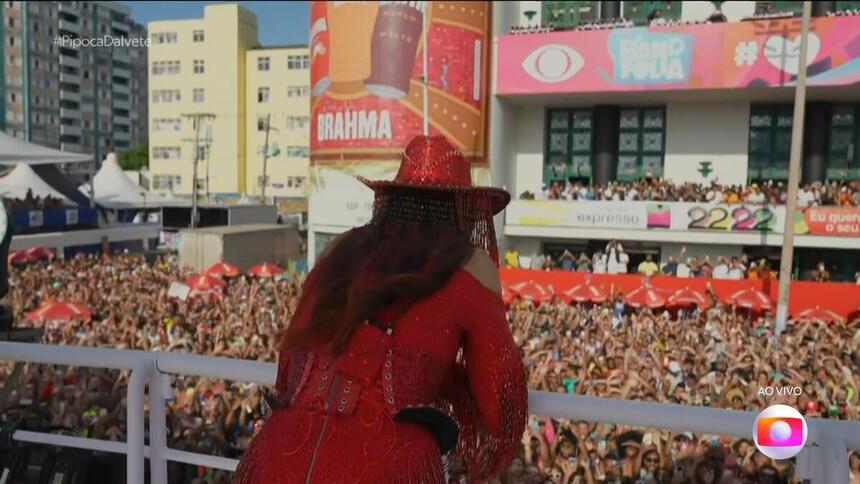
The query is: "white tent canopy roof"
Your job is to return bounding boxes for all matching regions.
[0,164,75,204]
[0,131,92,164]
[79,153,176,208]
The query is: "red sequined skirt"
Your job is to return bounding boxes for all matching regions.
[234,402,445,483]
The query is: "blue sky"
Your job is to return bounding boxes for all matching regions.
[126,1,311,46]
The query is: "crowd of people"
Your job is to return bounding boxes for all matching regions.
[2,253,860,483]
[531,179,860,208]
[506,243,787,282]
[4,189,67,211]
[3,254,299,483]
[503,298,860,483]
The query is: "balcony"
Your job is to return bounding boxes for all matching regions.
[59,54,81,69]
[58,18,80,34]
[59,106,81,118]
[113,97,131,110]
[59,70,80,85]
[114,130,131,141]
[112,49,130,63]
[112,20,130,33]
[59,89,81,102]
[113,114,131,125]
[60,141,82,152]
[113,83,131,95]
[496,15,860,96]
[60,124,82,136]
[113,67,131,79]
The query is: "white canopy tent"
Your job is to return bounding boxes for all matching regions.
[0,131,91,165]
[79,153,176,209]
[0,164,75,204]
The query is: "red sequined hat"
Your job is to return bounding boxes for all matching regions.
[357,135,510,215]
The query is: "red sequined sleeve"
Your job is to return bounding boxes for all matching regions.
[448,273,527,480]
[273,262,323,398]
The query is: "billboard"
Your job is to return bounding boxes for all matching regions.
[506,200,860,238]
[309,1,491,165]
[497,15,860,95]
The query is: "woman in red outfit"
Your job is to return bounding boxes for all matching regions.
[234,136,527,483]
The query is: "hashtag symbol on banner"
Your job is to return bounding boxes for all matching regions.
[52,36,62,46]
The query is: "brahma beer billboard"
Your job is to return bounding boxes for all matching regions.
[309,1,490,165]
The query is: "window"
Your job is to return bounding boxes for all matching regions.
[286,146,309,158]
[748,104,793,181]
[287,176,307,188]
[287,85,309,98]
[827,104,860,180]
[152,32,177,44]
[287,116,309,130]
[258,56,270,71]
[193,59,204,74]
[544,109,592,184]
[258,87,270,103]
[287,55,309,70]
[618,107,665,181]
[152,147,181,159]
[152,89,181,103]
[623,1,683,26]
[257,116,268,131]
[152,117,182,132]
[153,175,182,190]
[196,145,209,160]
[193,88,204,102]
[541,1,599,29]
[193,30,204,42]
[151,60,180,75]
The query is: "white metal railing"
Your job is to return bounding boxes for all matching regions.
[2,342,859,483]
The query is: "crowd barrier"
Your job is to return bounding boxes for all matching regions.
[10,207,98,232]
[1,341,859,483]
[499,269,860,320]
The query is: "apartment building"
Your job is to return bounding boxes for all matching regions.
[245,46,310,200]
[0,0,148,162]
[147,3,310,201]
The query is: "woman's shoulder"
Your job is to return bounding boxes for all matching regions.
[458,248,502,296]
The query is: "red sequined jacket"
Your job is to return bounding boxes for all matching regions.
[234,267,527,483]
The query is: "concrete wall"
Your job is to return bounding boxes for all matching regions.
[658,242,743,266]
[664,101,750,186]
[179,225,301,272]
[513,106,545,199]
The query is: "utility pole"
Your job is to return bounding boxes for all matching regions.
[775,1,812,335]
[261,113,272,202]
[181,113,215,229]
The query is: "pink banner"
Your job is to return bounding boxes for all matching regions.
[497,16,860,95]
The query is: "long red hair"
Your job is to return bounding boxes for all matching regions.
[284,224,474,354]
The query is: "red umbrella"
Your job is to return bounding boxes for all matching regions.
[247,262,284,278]
[725,288,772,312]
[793,306,845,324]
[25,246,55,261]
[624,286,666,309]
[185,273,227,291]
[205,261,240,278]
[26,301,92,321]
[509,280,553,303]
[667,287,712,309]
[562,282,608,304]
[8,250,36,265]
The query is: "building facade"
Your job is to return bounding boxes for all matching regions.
[491,1,860,280]
[147,4,310,202]
[1,0,148,162]
[245,46,310,200]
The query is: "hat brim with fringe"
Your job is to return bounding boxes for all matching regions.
[357,176,511,216]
